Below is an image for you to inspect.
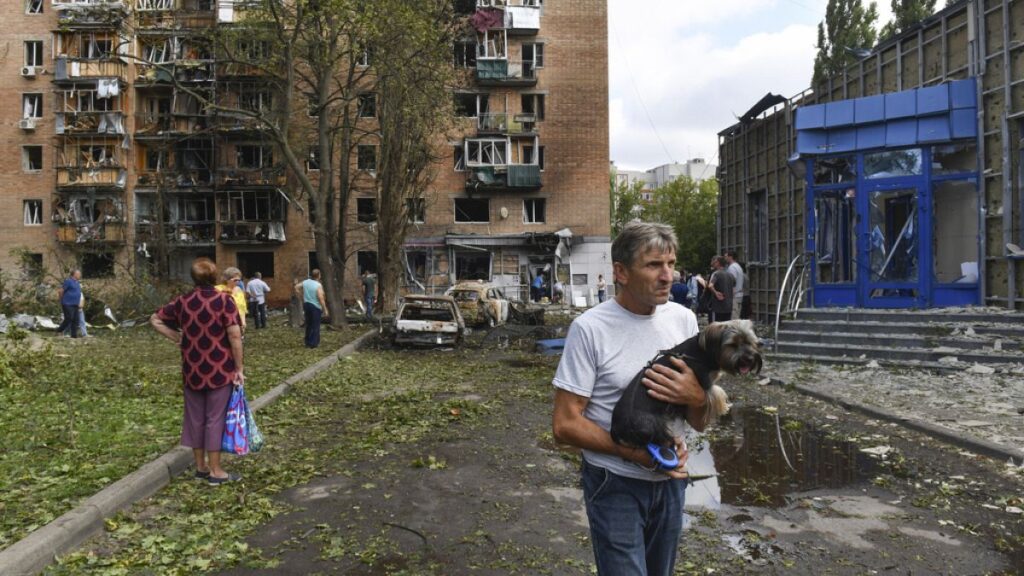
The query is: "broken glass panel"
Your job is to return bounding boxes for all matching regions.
[814,191,856,284]
[931,143,977,175]
[812,155,856,185]
[932,178,978,283]
[868,188,918,283]
[864,148,922,179]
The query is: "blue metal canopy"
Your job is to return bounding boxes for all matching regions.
[795,78,977,155]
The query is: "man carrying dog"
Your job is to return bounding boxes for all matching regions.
[552,221,708,575]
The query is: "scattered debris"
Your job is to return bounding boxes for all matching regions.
[865,360,881,369]
[860,445,893,457]
[967,364,996,375]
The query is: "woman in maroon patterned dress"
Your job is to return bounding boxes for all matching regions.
[151,258,245,484]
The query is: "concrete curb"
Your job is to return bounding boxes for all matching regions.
[0,329,377,576]
[786,381,1024,463]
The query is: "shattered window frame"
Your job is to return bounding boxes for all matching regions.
[22,145,43,172]
[407,198,425,223]
[24,40,44,67]
[522,198,545,224]
[454,197,489,223]
[357,144,377,172]
[23,199,43,226]
[26,0,43,14]
[356,197,377,223]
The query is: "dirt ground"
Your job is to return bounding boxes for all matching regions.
[208,334,1023,576]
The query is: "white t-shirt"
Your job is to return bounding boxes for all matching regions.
[727,262,745,297]
[553,298,699,480]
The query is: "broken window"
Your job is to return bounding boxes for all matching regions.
[239,88,273,113]
[522,43,543,78]
[237,39,270,62]
[932,178,979,283]
[219,190,287,222]
[357,93,376,118]
[24,41,44,67]
[357,251,377,275]
[815,190,856,284]
[523,198,545,223]
[307,147,320,171]
[407,198,425,223]
[21,253,43,280]
[521,93,545,121]
[79,145,116,166]
[931,143,977,175]
[357,197,377,223]
[23,93,43,119]
[81,252,116,278]
[454,93,488,117]
[22,146,43,171]
[465,139,507,166]
[24,200,43,226]
[454,198,489,223]
[145,149,167,171]
[26,0,43,14]
[455,252,490,280]
[355,46,372,67]
[236,145,272,169]
[454,41,477,68]
[865,149,922,179]
[454,146,466,171]
[236,251,275,279]
[453,0,475,15]
[748,188,768,263]
[357,145,377,171]
[476,29,506,59]
[813,155,856,185]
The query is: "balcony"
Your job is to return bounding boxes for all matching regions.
[56,221,126,245]
[53,0,127,27]
[465,164,541,192]
[215,167,286,188]
[136,9,215,30]
[136,168,214,188]
[218,221,286,245]
[57,165,127,189]
[56,111,125,135]
[54,57,126,82]
[475,59,537,87]
[211,110,278,134]
[135,113,211,137]
[135,221,216,246]
[474,1,541,35]
[477,112,536,135]
[136,61,215,84]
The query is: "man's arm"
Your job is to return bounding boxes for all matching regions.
[317,286,329,318]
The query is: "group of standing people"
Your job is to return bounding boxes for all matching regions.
[664,249,748,324]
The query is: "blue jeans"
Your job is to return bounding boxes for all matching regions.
[57,304,81,338]
[581,460,686,576]
[303,302,321,348]
[364,295,375,320]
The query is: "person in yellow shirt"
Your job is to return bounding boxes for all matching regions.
[217,267,248,333]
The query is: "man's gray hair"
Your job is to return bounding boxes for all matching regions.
[222,266,241,281]
[611,222,677,268]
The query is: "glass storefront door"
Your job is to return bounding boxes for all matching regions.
[862,185,923,308]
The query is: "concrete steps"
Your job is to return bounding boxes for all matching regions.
[771,308,1024,369]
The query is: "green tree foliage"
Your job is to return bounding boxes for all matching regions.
[812,0,880,88]
[610,178,645,237]
[641,177,720,274]
[879,0,937,40]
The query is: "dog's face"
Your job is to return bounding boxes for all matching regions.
[699,319,763,376]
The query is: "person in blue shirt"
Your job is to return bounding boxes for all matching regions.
[531,272,545,302]
[295,269,328,348]
[56,269,83,339]
[669,270,689,307]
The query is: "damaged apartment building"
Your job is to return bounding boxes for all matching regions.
[718,0,1023,319]
[2,0,610,306]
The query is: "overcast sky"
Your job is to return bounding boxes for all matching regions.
[608,0,895,171]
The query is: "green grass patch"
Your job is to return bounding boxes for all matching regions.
[0,319,364,549]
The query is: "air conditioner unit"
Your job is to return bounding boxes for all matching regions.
[19,118,38,131]
[21,66,38,78]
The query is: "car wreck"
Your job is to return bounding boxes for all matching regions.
[391,295,466,347]
[445,281,510,328]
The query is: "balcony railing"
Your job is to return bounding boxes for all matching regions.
[56,111,125,135]
[57,166,127,188]
[135,113,211,136]
[477,112,536,135]
[475,59,537,86]
[215,167,286,187]
[136,61,215,84]
[136,168,214,188]
[54,57,126,81]
[135,221,216,246]
[218,221,287,244]
[54,0,127,27]
[136,10,215,30]
[56,221,126,245]
[466,164,541,191]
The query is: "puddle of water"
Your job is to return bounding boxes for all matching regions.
[687,406,882,509]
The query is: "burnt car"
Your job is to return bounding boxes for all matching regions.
[445,281,510,327]
[391,295,466,347]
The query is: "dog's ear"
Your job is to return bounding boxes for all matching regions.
[699,322,726,354]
